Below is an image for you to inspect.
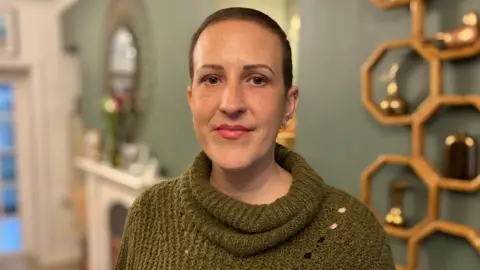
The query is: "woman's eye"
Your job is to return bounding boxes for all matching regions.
[205,76,220,85]
[249,77,266,86]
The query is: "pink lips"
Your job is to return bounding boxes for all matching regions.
[215,124,251,140]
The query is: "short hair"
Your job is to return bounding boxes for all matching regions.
[189,7,293,91]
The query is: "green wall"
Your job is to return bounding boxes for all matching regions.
[62,0,211,176]
[63,0,479,268]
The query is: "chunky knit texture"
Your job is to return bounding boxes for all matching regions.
[116,144,395,269]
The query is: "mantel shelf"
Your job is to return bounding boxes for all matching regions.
[74,157,163,191]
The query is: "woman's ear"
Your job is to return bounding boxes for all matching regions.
[284,86,299,122]
[187,85,193,111]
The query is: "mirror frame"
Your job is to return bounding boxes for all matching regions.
[104,0,154,143]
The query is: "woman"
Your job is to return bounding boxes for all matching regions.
[116,7,395,270]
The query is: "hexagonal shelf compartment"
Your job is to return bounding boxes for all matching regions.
[407,220,480,269]
[416,12,480,61]
[361,155,439,239]
[361,39,440,125]
[412,95,480,193]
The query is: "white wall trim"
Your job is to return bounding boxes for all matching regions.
[0,60,37,258]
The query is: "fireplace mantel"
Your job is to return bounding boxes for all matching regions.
[74,157,164,270]
[74,157,160,190]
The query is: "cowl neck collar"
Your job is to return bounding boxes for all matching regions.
[179,143,326,257]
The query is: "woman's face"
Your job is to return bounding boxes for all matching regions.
[188,20,298,171]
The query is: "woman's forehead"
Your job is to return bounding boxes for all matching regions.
[193,20,283,70]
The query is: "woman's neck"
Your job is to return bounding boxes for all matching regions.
[210,149,292,205]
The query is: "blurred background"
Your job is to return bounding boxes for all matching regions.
[0,0,478,269]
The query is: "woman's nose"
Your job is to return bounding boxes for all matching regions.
[219,82,247,118]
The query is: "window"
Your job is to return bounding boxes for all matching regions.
[0,82,20,254]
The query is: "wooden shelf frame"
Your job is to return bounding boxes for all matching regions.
[360,39,440,125]
[370,0,412,10]
[362,1,480,269]
[407,221,480,269]
[361,155,439,240]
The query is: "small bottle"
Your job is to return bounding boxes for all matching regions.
[444,132,477,180]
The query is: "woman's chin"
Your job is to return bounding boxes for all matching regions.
[203,142,268,171]
[213,157,252,171]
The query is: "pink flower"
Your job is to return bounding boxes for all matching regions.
[103,95,124,114]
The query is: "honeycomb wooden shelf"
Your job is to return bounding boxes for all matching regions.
[361,39,443,125]
[361,0,480,269]
[361,155,439,241]
[416,40,480,61]
[408,221,480,267]
[370,0,412,9]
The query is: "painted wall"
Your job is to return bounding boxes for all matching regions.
[213,0,288,29]
[63,0,480,268]
[62,0,212,176]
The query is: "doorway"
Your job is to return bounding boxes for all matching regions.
[0,65,37,260]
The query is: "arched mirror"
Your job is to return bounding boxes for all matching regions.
[106,25,141,143]
[108,26,138,98]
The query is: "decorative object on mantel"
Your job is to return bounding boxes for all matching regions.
[379,63,407,116]
[362,1,480,268]
[0,5,19,58]
[102,93,124,166]
[120,142,144,169]
[120,142,162,181]
[426,11,479,49]
[385,180,409,227]
[444,131,477,180]
[83,129,102,161]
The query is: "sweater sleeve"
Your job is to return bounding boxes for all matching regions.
[115,227,129,270]
[115,200,141,270]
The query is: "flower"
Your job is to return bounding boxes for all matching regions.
[102,94,124,114]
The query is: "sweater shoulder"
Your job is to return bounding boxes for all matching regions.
[318,184,395,269]
[321,184,385,236]
[322,184,373,216]
[129,178,181,215]
[116,178,182,269]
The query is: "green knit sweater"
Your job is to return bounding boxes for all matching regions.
[116,145,395,269]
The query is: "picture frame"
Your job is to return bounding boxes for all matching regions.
[0,5,19,58]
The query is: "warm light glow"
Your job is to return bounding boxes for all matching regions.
[445,135,456,145]
[290,14,301,31]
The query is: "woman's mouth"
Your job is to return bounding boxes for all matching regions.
[215,124,251,140]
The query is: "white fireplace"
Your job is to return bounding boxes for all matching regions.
[74,157,162,270]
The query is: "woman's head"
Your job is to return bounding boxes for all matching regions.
[187,7,298,171]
